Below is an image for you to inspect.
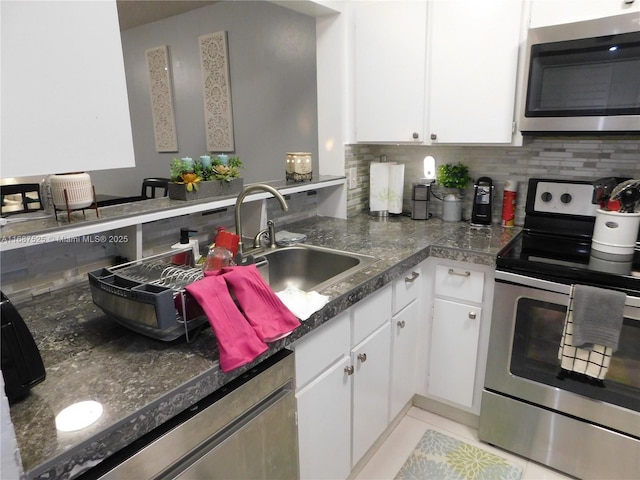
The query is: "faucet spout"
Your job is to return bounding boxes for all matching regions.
[234,184,289,255]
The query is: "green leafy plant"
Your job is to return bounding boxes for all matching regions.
[210,156,243,183]
[436,162,472,190]
[170,156,243,191]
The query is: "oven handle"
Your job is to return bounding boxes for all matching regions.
[495,270,640,308]
[495,271,570,294]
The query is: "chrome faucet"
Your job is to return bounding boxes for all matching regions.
[234,184,289,255]
[253,219,277,249]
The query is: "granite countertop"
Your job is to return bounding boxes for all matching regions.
[9,213,520,480]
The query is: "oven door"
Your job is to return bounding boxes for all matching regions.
[484,271,640,438]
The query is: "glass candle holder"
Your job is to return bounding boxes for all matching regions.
[286,152,312,182]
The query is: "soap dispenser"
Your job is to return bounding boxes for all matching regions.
[171,228,201,265]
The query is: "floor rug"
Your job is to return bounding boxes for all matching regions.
[394,429,523,480]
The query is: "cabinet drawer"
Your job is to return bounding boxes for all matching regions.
[352,284,392,347]
[290,311,350,389]
[434,265,484,304]
[393,266,421,314]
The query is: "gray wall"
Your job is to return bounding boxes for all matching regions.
[89,1,318,197]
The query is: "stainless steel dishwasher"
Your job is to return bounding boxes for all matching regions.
[82,350,298,480]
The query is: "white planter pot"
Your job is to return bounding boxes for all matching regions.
[591,209,640,257]
[49,173,94,210]
[442,193,462,222]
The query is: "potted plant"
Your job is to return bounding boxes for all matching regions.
[436,162,472,222]
[168,156,244,200]
[436,162,471,191]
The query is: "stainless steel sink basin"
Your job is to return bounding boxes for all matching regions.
[253,244,377,292]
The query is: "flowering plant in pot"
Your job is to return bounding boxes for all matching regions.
[169,156,244,200]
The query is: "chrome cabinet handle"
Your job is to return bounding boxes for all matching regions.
[397,320,406,328]
[412,132,419,139]
[357,353,367,363]
[344,365,354,375]
[448,268,471,277]
[468,311,477,320]
[430,133,437,140]
[404,271,420,283]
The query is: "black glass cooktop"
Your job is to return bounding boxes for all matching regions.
[497,230,640,295]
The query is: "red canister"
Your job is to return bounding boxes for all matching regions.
[502,180,517,227]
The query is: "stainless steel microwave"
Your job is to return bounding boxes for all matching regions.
[520,12,640,134]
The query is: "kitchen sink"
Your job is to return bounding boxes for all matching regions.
[253,244,377,292]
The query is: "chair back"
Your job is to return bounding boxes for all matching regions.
[1,183,43,215]
[141,178,170,199]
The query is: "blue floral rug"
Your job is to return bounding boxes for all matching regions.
[395,429,523,480]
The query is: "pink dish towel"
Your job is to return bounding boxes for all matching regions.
[185,275,268,372]
[220,264,301,342]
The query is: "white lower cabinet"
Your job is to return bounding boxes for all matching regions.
[351,321,391,466]
[293,284,394,479]
[421,259,495,415]
[429,298,481,408]
[296,356,352,480]
[389,299,420,420]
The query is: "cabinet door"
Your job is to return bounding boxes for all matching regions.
[427,0,523,143]
[428,298,481,408]
[3,1,135,177]
[351,322,391,467]
[354,1,427,143]
[297,356,352,480]
[529,0,640,28]
[390,300,419,421]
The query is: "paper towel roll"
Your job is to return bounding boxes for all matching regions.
[388,163,405,214]
[370,162,405,214]
[370,162,390,213]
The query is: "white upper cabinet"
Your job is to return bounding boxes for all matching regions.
[426,0,523,144]
[354,1,427,143]
[353,0,524,145]
[1,1,135,178]
[529,0,640,28]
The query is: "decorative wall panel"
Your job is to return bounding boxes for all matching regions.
[198,31,235,152]
[146,45,178,152]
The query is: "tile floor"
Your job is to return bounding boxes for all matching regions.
[355,407,575,480]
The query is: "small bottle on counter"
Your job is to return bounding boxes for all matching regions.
[502,180,518,227]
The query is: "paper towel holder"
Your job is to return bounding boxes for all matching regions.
[369,158,405,217]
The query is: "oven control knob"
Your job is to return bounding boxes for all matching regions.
[561,193,572,204]
[541,192,553,202]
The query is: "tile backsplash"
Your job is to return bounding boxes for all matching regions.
[345,136,640,222]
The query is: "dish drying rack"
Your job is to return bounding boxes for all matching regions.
[88,247,208,342]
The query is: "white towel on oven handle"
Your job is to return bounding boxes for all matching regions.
[558,285,613,380]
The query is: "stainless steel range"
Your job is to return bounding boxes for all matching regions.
[479,178,640,480]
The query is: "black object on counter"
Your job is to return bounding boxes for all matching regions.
[471,177,493,226]
[1,291,46,403]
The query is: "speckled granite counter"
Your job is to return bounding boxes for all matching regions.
[9,213,520,480]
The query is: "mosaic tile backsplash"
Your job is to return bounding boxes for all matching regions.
[345,136,640,222]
